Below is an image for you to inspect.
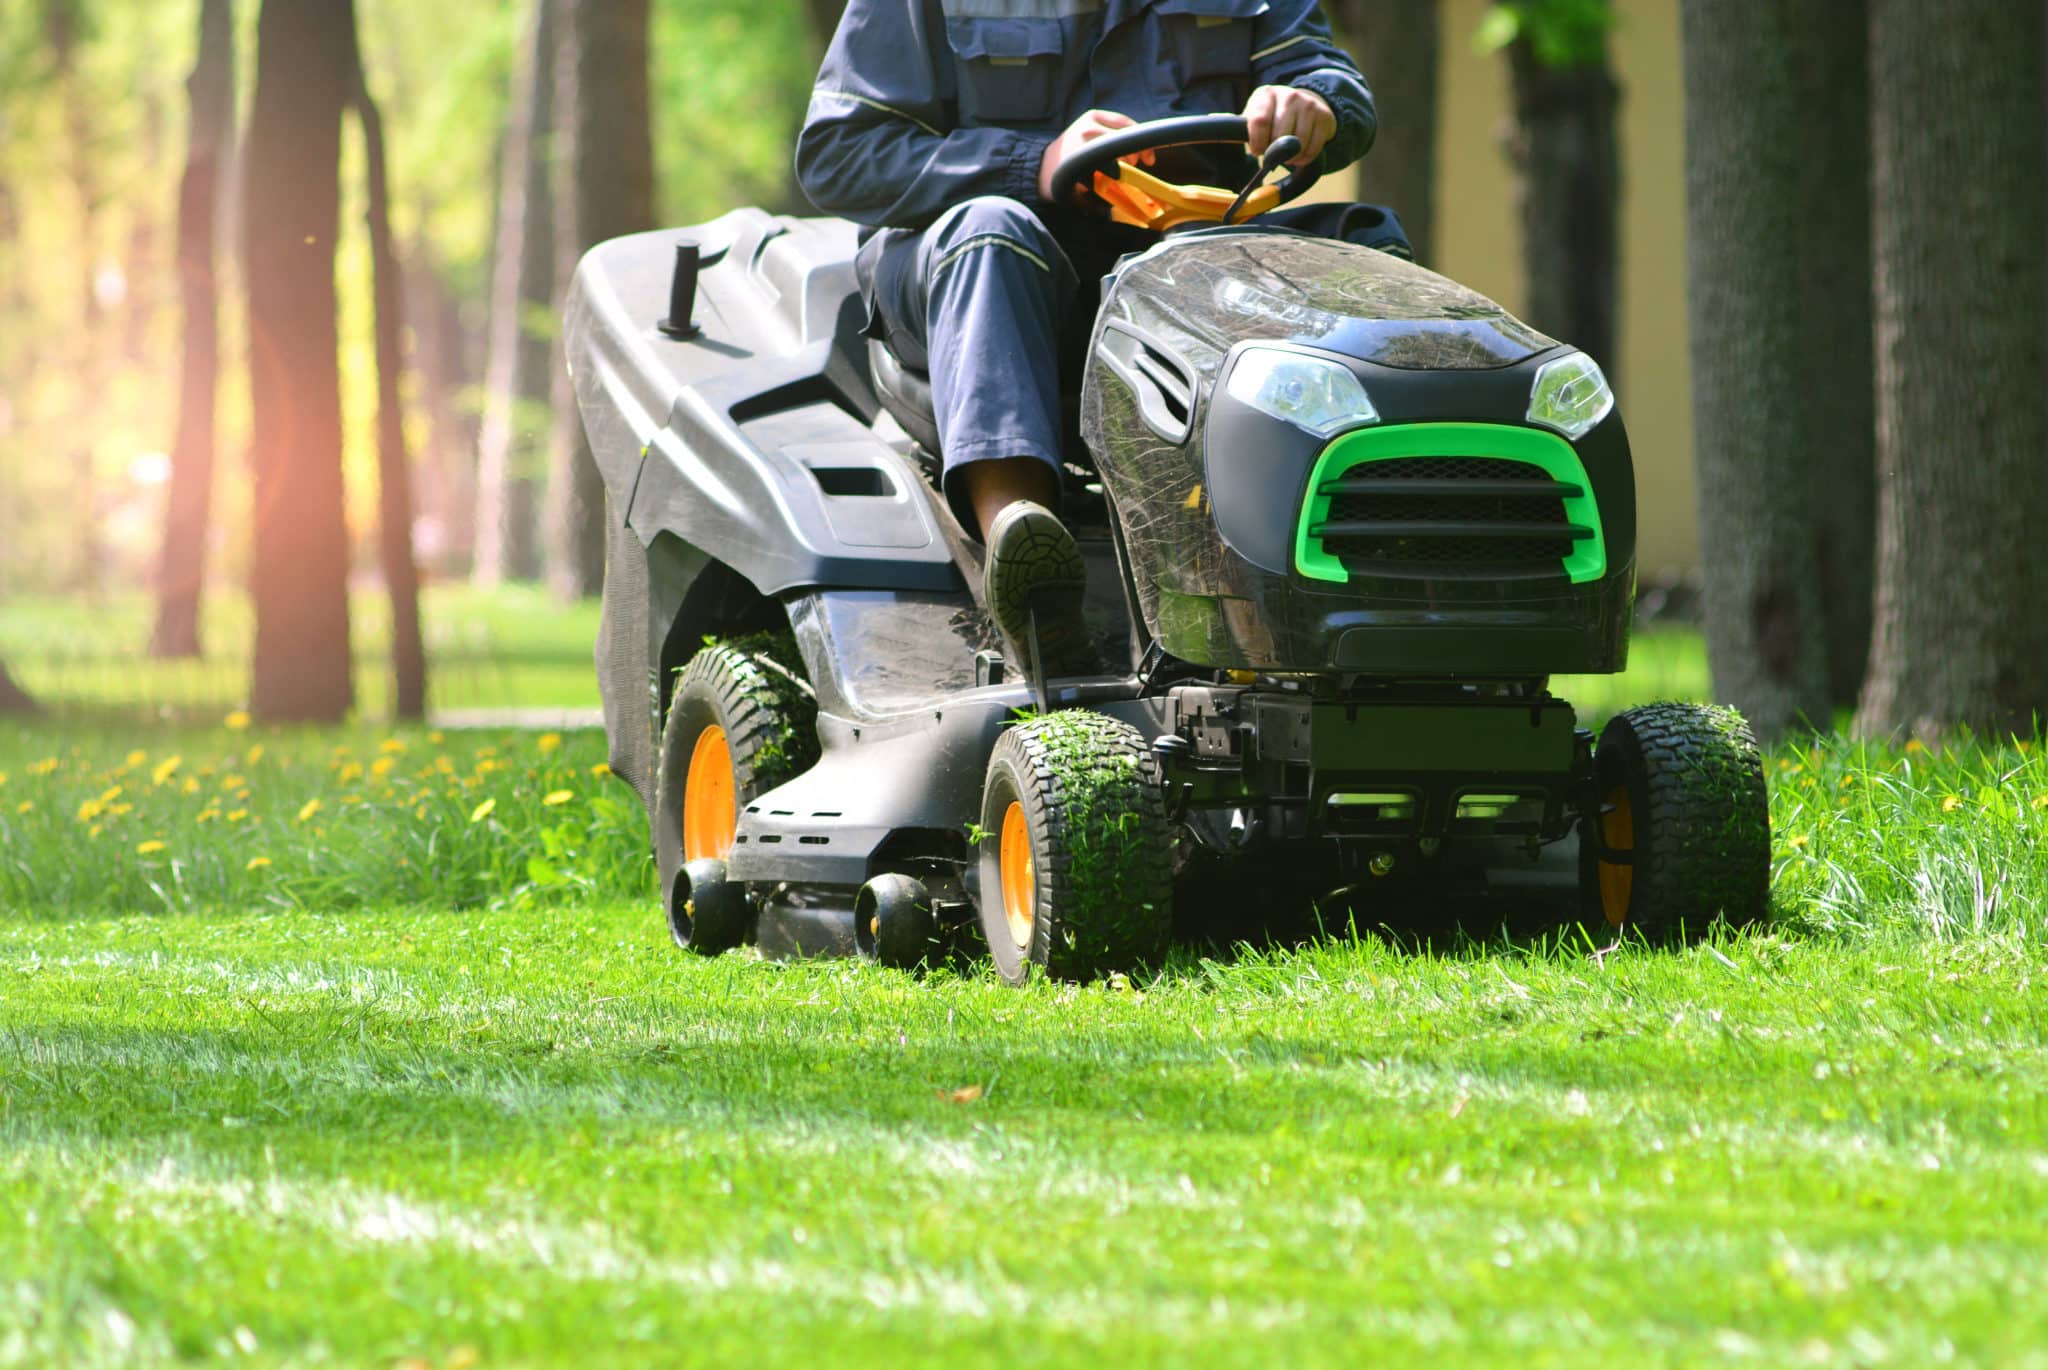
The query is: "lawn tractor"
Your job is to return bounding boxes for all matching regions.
[564,115,1770,982]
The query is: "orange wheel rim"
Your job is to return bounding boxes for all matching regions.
[1597,782,1634,927]
[999,800,1035,949]
[683,726,737,861]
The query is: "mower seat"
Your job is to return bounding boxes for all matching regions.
[868,338,943,455]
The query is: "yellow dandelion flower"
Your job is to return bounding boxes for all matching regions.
[109,803,133,817]
[371,756,396,778]
[433,756,455,775]
[29,758,59,776]
[1905,739,1925,754]
[1941,795,1962,813]
[136,840,166,855]
[2019,740,2035,755]
[16,801,34,815]
[97,785,124,805]
[75,799,104,823]
[152,756,182,786]
[225,710,251,731]
[181,776,201,795]
[246,744,266,765]
[1787,834,1810,849]
[88,823,104,838]
[197,809,220,824]
[337,762,364,785]
[0,772,8,787]
[537,733,563,754]
[429,730,445,744]
[470,798,497,824]
[297,798,323,823]
[590,762,611,777]
[245,856,272,871]
[2033,795,2048,811]
[380,738,407,754]
[227,809,249,823]
[125,749,148,769]
[543,790,574,806]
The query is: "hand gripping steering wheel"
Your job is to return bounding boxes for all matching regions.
[1046,113,1323,233]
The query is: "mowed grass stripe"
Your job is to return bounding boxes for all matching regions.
[6,901,2048,1364]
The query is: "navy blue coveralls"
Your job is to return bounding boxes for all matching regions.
[795,0,1379,528]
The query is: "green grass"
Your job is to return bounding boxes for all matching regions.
[0,584,602,718]
[7,620,2048,1365]
[7,907,2048,1366]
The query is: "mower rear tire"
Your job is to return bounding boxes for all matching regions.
[976,711,1173,984]
[654,638,818,954]
[1586,702,1770,939]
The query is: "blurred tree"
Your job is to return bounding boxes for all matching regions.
[548,0,655,602]
[803,0,846,47]
[1328,0,1438,266]
[1679,0,1838,740]
[47,0,105,596]
[475,0,556,588]
[245,0,357,722]
[1858,0,2048,740]
[352,50,428,720]
[1480,0,1618,383]
[150,0,235,661]
[402,248,478,571]
[0,657,32,715]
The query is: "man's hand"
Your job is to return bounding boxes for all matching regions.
[1037,109,1154,204]
[1243,85,1335,167]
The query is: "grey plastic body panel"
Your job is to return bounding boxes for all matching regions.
[562,210,958,595]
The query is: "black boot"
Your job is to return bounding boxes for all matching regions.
[981,500,1102,679]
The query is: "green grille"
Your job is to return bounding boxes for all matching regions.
[1293,423,1607,585]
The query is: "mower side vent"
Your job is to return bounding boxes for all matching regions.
[1313,457,1589,581]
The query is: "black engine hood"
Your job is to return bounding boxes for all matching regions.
[1100,229,1557,375]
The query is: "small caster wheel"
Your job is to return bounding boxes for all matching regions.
[855,874,938,969]
[670,857,752,955]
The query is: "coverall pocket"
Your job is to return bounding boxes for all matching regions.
[945,17,1063,124]
[1152,0,1267,83]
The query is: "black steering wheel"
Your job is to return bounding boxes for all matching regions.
[1046,113,1322,226]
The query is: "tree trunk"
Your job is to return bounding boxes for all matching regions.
[803,0,847,48]
[152,0,235,661]
[49,0,105,599]
[1502,21,1620,383]
[1787,3,1876,710]
[0,658,34,716]
[1679,0,1836,740]
[549,0,656,603]
[1328,0,1438,266]
[402,246,478,574]
[475,0,558,587]
[1857,0,2048,740]
[352,69,428,721]
[244,0,357,723]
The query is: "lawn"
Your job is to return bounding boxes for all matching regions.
[5,621,2048,1366]
[0,584,603,719]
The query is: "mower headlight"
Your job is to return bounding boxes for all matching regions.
[1526,351,1614,440]
[1225,346,1378,438]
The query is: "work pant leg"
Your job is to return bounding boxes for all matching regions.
[863,197,1078,533]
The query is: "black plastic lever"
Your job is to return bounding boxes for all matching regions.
[1222,134,1302,227]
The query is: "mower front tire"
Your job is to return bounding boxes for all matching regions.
[976,711,1173,984]
[1585,702,1770,939]
[653,639,818,955]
